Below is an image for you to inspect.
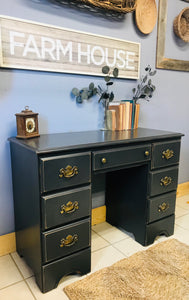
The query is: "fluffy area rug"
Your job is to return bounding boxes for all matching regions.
[64,239,189,300]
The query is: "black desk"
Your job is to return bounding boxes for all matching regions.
[9,128,183,293]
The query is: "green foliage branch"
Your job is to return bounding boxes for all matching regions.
[132,65,157,103]
[71,66,119,107]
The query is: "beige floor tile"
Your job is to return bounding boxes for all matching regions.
[91,230,109,252]
[173,225,189,245]
[0,255,23,289]
[175,213,189,230]
[11,252,33,279]
[91,245,125,273]
[176,195,189,210]
[0,281,35,300]
[175,205,189,218]
[92,222,129,244]
[153,234,170,244]
[113,237,145,257]
[27,275,81,300]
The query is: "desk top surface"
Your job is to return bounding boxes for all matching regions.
[9,128,183,154]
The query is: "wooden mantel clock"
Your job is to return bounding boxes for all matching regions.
[15,106,40,139]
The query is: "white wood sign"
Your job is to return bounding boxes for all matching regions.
[0,16,140,79]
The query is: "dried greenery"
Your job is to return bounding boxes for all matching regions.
[71,66,119,107]
[97,66,118,106]
[71,65,156,107]
[71,83,97,104]
[132,65,157,103]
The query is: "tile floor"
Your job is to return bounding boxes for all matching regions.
[0,194,189,300]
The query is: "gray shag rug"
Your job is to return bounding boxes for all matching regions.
[64,239,189,300]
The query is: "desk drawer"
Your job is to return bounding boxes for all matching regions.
[93,145,151,171]
[152,140,181,169]
[41,186,91,230]
[148,166,179,197]
[42,218,90,263]
[147,191,176,223]
[40,152,91,193]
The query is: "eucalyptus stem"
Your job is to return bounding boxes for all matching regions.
[132,65,157,103]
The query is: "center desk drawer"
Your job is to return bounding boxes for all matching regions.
[41,186,91,230]
[93,145,151,171]
[40,152,91,193]
[42,218,90,263]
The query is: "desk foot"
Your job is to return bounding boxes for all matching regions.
[38,248,91,293]
[144,215,175,246]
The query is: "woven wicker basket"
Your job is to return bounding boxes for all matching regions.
[173,7,189,42]
[72,0,136,13]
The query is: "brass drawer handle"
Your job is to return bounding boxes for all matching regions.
[60,201,79,214]
[59,165,78,178]
[145,150,150,157]
[101,158,107,164]
[160,176,172,186]
[158,202,169,212]
[162,149,174,160]
[60,234,78,248]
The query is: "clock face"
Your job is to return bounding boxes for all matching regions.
[26,118,35,133]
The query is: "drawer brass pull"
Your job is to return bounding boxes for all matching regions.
[160,176,172,186]
[101,158,107,164]
[145,150,150,157]
[59,165,78,178]
[158,202,169,212]
[60,201,79,214]
[60,234,78,248]
[162,149,174,160]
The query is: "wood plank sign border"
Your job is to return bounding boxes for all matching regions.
[0,16,140,79]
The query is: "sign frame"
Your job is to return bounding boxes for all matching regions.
[0,15,140,79]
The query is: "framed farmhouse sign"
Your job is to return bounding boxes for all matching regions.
[0,16,140,79]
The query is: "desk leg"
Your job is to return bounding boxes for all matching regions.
[40,248,91,293]
[145,215,175,246]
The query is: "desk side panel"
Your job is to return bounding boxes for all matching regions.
[9,142,42,288]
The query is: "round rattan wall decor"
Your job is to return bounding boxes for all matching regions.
[173,7,189,42]
[135,0,157,34]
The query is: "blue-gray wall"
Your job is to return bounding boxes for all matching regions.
[0,0,189,236]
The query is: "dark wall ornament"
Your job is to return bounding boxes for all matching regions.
[156,0,189,71]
